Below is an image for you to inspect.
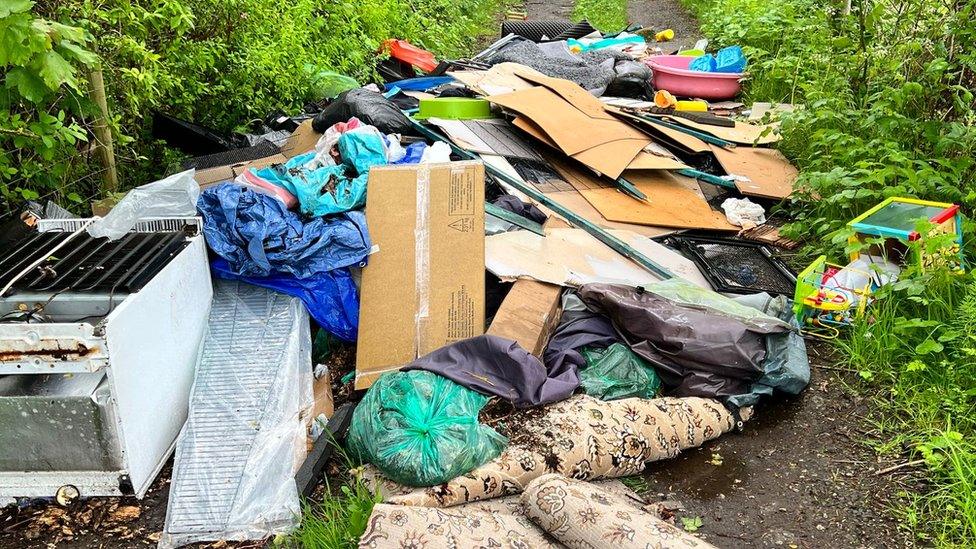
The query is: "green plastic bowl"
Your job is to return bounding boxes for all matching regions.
[415,97,493,120]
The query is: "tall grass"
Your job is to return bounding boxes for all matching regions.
[288,479,382,549]
[573,0,628,33]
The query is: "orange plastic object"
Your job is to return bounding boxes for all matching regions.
[381,39,438,73]
[654,89,677,108]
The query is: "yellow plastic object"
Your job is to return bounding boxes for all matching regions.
[654,89,677,108]
[655,29,675,42]
[675,100,707,112]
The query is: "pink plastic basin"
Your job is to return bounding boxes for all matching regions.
[645,55,743,100]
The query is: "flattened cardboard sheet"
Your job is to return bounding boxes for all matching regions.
[545,153,734,231]
[485,228,710,288]
[710,144,797,200]
[513,117,673,178]
[490,87,650,158]
[578,172,736,230]
[667,116,780,145]
[610,109,710,154]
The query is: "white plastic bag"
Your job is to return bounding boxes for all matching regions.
[88,169,199,240]
[420,141,452,163]
[721,197,766,228]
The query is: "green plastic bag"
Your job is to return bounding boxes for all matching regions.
[580,343,662,400]
[347,370,508,487]
[306,65,359,100]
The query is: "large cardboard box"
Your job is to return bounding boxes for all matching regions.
[355,161,486,389]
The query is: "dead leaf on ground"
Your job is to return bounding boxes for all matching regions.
[107,505,141,523]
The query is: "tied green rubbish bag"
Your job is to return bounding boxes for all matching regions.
[347,371,508,487]
[580,343,662,400]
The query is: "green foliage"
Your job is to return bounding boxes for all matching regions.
[573,0,628,33]
[1,1,98,205]
[3,0,500,208]
[681,0,976,544]
[289,479,382,548]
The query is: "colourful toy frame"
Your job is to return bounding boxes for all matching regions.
[847,196,964,271]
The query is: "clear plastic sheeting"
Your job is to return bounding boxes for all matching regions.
[88,169,200,240]
[159,281,312,548]
[644,277,792,332]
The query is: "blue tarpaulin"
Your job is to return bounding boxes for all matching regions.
[198,183,372,279]
[210,258,361,341]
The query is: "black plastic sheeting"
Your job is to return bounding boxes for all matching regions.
[579,283,792,399]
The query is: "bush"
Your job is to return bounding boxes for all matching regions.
[2,0,500,209]
[680,0,976,544]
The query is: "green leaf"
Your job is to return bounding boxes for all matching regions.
[5,66,49,102]
[37,49,78,90]
[915,338,944,356]
[0,14,34,66]
[56,42,98,67]
[0,0,33,18]
[67,192,82,203]
[681,516,703,532]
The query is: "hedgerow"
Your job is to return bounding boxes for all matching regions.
[2,0,499,208]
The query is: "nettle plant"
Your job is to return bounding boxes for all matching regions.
[1,0,99,205]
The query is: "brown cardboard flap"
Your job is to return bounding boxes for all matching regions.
[489,86,649,157]
[540,191,674,237]
[486,280,562,357]
[710,145,797,200]
[666,116,780,145]
[611,109,711,154]
[512,116,648,179]
[194,153,289,188]
[580,171,738,231]
[355,162,486,389]
[547,153,734,231]
[281,120,322,158]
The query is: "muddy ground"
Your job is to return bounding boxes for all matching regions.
[1,2,917,548]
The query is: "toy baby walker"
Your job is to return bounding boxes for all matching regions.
[794,197,964,338]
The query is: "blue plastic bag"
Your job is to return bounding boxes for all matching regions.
[394,141,427,164]
[210,258,361,341]
[715,46,747,73]
[690,46,746,74]
[197,183,372,279]
[257,131,386,217]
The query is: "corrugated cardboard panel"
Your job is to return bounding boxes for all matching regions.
[489,86,649,157]
[355,162,486,389]
[710,145,797,200]
[486,280,562,357]
[281,120,321,158]
[194,153,289,188]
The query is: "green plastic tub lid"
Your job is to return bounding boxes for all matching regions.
[415,97,493,120]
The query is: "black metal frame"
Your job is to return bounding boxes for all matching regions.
[0,230,191,296]
[664,234,798,296]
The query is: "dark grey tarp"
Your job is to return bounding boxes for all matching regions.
[404,335,579,408]
[578,282,793,399]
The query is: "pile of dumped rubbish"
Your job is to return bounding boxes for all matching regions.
[0,18,965,549]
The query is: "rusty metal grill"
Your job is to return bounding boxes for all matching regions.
[0,231,190,296]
